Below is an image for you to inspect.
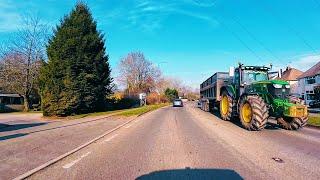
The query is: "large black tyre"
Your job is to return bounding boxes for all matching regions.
[277,117,308,130]
[239,95,268,131]
[219,91,233,121]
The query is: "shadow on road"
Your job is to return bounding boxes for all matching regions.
[211,110,281,130]
[0,123,47,132]
[136,168,243,180]
[0,133,28,141]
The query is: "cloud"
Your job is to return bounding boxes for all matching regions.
[0,0,23,32]
[182,0,217,7]
[289,54,320,71]
[102,0,219,32]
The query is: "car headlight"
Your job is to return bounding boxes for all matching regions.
[285,85,290,88]
[273,84,282,88]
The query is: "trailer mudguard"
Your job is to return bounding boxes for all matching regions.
[220,85,236,99]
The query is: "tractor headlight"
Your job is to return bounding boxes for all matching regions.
[285,85,290,88]
[273,84,282,88]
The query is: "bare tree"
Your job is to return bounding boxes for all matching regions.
[0,16,48,111]
[118,52,161,95]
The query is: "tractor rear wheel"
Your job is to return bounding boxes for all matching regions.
[277,117,308,130]
[239,95,268,131]
[219,91,233,121]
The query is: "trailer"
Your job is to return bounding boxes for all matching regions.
[199,72,229,111]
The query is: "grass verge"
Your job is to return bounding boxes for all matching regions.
[116,103,168,117]
[70,103,169,119]
[308,114,320,127]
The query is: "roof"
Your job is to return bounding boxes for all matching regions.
[281,67,303,81]
[298,61,320,79]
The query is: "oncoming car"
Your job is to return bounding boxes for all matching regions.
[173,99,183,107]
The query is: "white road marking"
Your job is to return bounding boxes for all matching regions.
[125,124,132,128]
[103,134,118,142]
[63,152,91,169]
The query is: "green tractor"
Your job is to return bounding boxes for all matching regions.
[219,64,308,130]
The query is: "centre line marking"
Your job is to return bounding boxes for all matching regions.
[125,124,132,128]
[63,151,91,169]
[103,134,118,142]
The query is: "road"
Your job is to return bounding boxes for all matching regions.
[14,102,319,180]
[0,113,130,180]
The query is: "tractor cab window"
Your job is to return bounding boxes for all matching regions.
[242,70,268,85]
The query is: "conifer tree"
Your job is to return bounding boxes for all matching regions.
[40,3,111,116]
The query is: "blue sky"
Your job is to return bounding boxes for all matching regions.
[0,0,320,88]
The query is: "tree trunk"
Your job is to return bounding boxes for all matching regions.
[23,95,30,112]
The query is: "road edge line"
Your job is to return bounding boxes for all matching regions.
[13,118,136,180]
[13,105,168,180]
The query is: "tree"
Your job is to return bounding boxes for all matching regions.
[118,52,161,95]
[0,16,47,111]
[165,88,178,101]
[39,3,112,116]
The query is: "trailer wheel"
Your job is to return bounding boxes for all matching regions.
[277,117,308,130]
[219,91,233,121]
[239,95,268,131]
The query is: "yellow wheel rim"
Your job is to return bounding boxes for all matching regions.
[221,95,229,115]
[242,103,252,123]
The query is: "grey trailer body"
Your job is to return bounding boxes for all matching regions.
[200,72,229,111]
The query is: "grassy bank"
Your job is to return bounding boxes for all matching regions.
[308,114,320,127]
[70,103,169,119]
[117,103,169,117]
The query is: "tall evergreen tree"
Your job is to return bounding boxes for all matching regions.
[40,3,112,116]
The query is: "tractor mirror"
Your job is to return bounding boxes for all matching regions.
[229,67,235,77]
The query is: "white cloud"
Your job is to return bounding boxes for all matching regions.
[102,0,219,32]
[289,54,320,71]
[0,1,22,32]
[182,0,216,7]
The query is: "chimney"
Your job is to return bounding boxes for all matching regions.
[278,69,282,78]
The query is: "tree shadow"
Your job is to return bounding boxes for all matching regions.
[0,122,47,132]
[0,133,28,141]
[136,168,243,180]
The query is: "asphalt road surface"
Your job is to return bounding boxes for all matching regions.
[12,102,317,180]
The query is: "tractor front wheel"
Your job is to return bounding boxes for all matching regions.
[277,117,308,130]
[239,95,268,131]
[219,91,233,121]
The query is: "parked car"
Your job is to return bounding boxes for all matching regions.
[173,99,183,107]
[309,100,320,108]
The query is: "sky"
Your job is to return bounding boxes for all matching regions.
[0,0,320,88]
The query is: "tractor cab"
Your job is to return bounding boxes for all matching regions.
[231,64,270,97]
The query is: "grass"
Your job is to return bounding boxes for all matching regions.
[69,103,169,119]
[308,114,320,127]
[116,103,169,117]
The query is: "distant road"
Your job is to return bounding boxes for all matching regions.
[12,102,317,180]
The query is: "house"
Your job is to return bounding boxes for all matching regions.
[280,67,303,94]
[0,93,24,112]
[297,61,320,106]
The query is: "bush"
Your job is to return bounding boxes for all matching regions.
[106,96,140,110]
[165,88,178,101]
[146,93,169,105]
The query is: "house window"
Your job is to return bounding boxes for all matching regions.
[305,76,316,84]
[306,94,315,100]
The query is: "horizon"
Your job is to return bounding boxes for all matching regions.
[0,0,319,88]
